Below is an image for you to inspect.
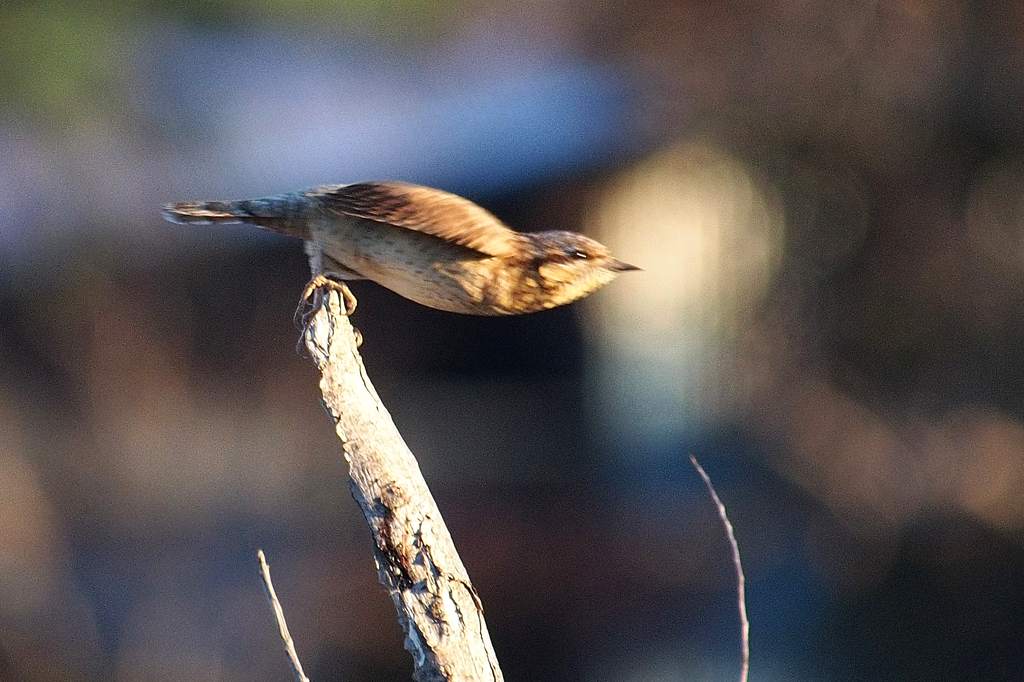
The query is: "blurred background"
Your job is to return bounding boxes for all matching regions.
[2,1,1024,680]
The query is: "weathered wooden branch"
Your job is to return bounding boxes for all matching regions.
[303,290,503,682]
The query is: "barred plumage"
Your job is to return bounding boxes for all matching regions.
[162,181,638,315]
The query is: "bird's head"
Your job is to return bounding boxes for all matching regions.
[529,231,640,308]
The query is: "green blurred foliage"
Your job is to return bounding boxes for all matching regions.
[0,3,131,126]
[0,0,456,127]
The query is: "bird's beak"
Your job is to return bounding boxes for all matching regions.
[609,258,642,272]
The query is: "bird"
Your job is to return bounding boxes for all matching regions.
[162,181,639,317]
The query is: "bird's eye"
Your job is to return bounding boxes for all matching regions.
[571,250,589,260]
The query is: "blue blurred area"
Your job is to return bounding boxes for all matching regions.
[149,26,633,195]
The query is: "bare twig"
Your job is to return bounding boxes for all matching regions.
[257,549,311,682]
[689,455,749,682]
[303,290,502,681]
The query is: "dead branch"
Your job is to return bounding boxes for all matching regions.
[302,290,502,682]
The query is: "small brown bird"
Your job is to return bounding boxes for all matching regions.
[163,181,638,316]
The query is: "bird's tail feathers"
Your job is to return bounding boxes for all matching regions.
[162,201,247,225]
[161,194,310,239]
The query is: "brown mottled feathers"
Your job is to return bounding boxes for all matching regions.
[315,182,517,257]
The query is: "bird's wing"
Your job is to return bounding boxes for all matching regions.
[315,182,517,257]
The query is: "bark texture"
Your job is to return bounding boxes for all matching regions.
[304,290,503,681]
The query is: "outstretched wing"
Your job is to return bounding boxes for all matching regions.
[315,182,517,257]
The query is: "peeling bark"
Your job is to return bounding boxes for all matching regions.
[303,291,503,681]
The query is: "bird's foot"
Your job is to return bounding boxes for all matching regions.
[294,274,358,328]
[294,275,362,355]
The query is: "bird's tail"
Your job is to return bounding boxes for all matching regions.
[161,192,310,239]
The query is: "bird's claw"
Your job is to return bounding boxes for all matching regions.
[294,275,362,355]
[293,275,358,329]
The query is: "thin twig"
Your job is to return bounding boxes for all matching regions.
[257,549,311,682]
[689,455,749,682]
